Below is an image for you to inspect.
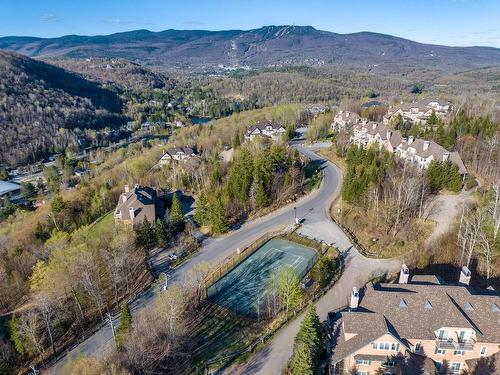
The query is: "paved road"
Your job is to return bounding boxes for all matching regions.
[228,146,401,375]
[45,144,341,374]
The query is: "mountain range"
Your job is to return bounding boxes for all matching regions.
[1,25,499,72]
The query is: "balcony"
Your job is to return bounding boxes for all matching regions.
[455,339,475,351]
[435,339,455,350]
[435,339,475,351]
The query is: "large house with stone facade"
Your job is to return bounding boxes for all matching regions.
[114,185,164,226]
[330,265,500,375]
[383,99,451,126]
[245,121,286,140]
[333,110,362,131]
[396,137,467,175]
[159,146,197,165]
[351,121,466,175]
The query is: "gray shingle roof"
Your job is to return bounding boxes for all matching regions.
[331,281,500,364]
[115,186,157,224]
[398,139,467,174]
[331,311,397,363]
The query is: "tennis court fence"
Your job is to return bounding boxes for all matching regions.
[201,229,284,299]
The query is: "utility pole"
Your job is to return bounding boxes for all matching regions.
[107,312,116,344]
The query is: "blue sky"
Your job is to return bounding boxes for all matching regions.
[1,0,499,47]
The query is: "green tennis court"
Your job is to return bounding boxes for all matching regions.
[207,238,317,317]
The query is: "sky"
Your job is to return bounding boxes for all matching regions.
[1,0,499,47]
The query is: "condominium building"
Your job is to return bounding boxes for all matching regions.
[329,266,499,374]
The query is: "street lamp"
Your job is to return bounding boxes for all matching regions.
[162,273,168,291]
[293,206,298,224]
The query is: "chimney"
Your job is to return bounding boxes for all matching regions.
[129,207,136,220]
[423,141,430,151]
[386,130,392,140]
[399,264,410,284]
[443,152,449,162]
[124,184,130,193]
[459,266,471,286]
[372,122,377,130]
[349,287,359,310]
[121,193,127,203]
[408,136,415,145]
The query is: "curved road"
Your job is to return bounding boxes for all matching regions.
[45,145,343,374]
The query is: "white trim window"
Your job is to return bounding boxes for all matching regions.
[414,342,421,352]
[480,346,487,356]
[435,347,446,355]
[372,342,400,351]
[355,372,369,375]
[454,350,464,356]
[450,362,462,373]
[355,359,371,366]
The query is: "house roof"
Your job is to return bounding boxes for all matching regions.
[246,121,285,135]
[0,180,20,196]
[398,139,467,174]
[335,110,361,123]
[331,311,398,363]
[115,185,158,224]
[163,146,195,157]
[331,281,500,364]
[418,98,450,108]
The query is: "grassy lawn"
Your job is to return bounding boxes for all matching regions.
[88,211,114,240]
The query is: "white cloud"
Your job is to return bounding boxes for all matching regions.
[101,19,133,25]
[40,14,59,23]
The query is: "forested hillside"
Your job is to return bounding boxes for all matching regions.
[0,51,125,166]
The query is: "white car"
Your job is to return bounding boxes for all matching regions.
[168,253,178,260]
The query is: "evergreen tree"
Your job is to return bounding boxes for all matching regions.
[9,315,26,355]
[116,303,132,349]
[211,159,222,186]
[289,342,313,375]
[295,304,322,360]
[194,191,210,226]
[51,194,66,214]
[211,194,229,234]
[155,218,171,245]
[444,161,463,192]
[288,304,322,374]
[427,111,439,126]
[170,193,184,233]
[136,217,157,249]
[227,148,254,204]
[255,180,268,208]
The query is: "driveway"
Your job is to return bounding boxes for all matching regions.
[44,144,343,374]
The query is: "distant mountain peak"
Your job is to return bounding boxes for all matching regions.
[254,25,319,38]
[0,26,498,72]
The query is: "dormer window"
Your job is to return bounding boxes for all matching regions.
[399,298,407,309]
[424,300,433,309]
[437,329,449,340]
